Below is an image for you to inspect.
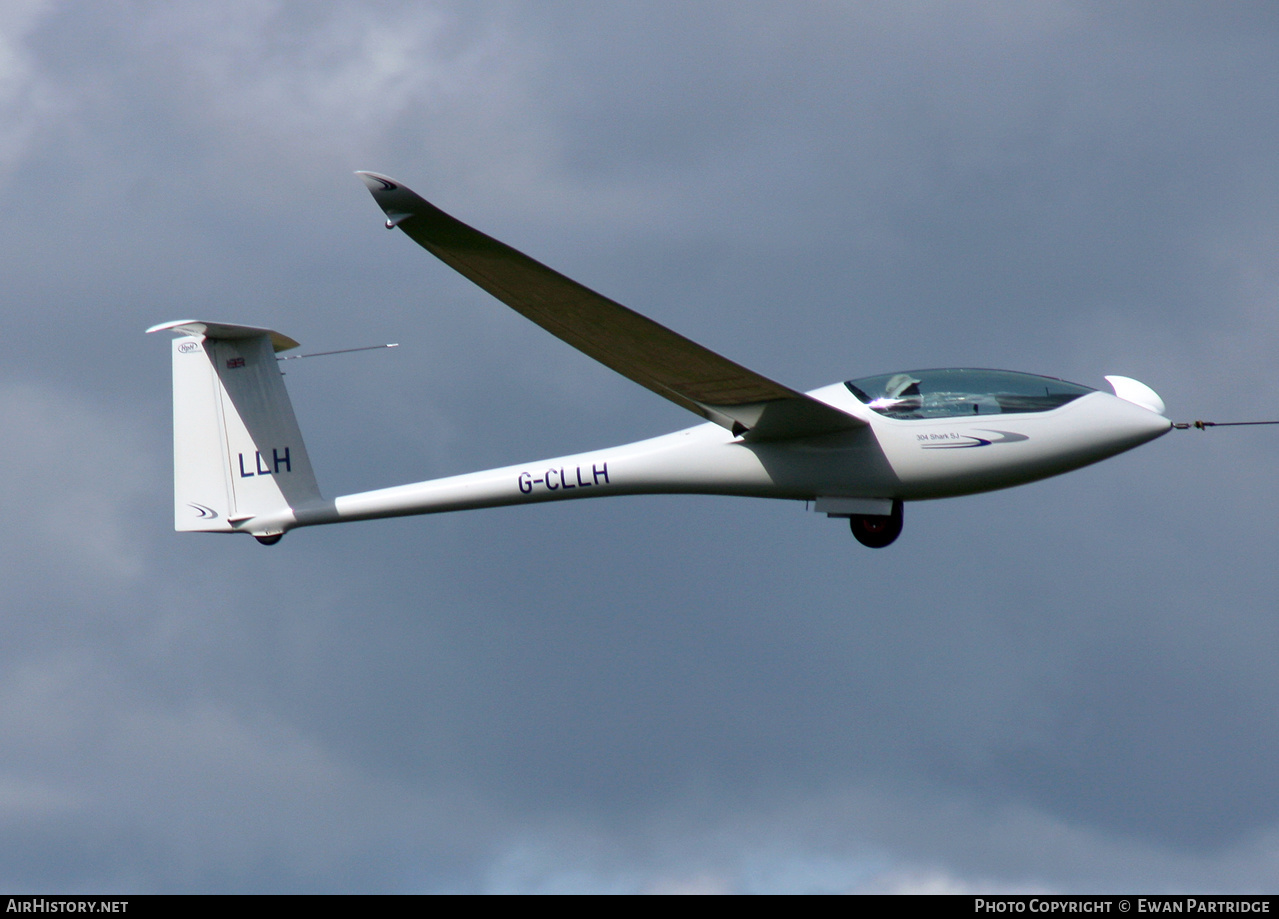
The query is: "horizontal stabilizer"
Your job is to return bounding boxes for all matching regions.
[147,320,301,353]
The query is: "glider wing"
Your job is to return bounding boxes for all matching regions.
[357,172,863,440]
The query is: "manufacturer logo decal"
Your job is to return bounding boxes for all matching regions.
[919,430,1030,449]
[178,342,201,353]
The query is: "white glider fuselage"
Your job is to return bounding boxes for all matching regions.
[253,378,1169,536]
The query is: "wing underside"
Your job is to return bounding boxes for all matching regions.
[357,172,863,441]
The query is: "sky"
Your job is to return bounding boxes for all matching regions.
[2,0,1279,894]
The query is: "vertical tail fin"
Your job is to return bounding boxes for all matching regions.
[148,321,321,540]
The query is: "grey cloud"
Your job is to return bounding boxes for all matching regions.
[3,0,1279,892]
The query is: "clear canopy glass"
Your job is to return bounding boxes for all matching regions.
[844,369,1095,420]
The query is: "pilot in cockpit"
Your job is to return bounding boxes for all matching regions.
[870,373,922,416]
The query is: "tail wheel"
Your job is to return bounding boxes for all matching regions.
[849,499,903,548]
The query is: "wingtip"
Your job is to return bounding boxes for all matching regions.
[356,171,422,228]
[355,170,398,193]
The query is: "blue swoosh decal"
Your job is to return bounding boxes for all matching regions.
[919,430,1029,449]
[922,436,991,449]
[981,429,1030,443]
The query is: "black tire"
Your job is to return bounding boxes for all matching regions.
[849,499,903,548]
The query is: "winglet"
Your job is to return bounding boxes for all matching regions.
[356,172,420,229]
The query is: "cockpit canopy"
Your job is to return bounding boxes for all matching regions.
[844,369,1095,420]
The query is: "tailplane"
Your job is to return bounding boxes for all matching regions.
[147,321,321,542]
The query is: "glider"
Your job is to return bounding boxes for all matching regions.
[148,173,1174,547]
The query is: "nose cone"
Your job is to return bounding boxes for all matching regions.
[1100,390,1173,453]
[1100,376,1171,451]
[1129,401,1174,440]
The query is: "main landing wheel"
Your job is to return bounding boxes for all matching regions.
[849,500,903,548]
